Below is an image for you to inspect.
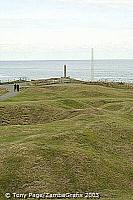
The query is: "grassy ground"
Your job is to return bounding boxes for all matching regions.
[0,82,132,200]
[0,87,7,96]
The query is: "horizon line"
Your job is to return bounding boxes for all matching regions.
[0,58,133,62]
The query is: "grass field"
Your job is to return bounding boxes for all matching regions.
[0,87,7,96]
[0,82,132,200]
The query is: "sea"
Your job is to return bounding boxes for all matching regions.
[0,59,133,83]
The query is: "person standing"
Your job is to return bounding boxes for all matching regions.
[14,83,17,92]
[17,84,20,92]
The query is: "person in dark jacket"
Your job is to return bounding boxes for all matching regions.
[17,84,20,92]
[14,83,17,92]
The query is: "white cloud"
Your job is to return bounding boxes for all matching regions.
[58,0,133,8]
[0,0,133,59]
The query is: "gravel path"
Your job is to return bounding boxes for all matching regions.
[0,84,22,101]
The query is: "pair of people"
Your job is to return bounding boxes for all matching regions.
[14,83,20,92]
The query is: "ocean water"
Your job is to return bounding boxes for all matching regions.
[0,59,133,83]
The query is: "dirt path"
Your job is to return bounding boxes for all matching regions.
[0,84,23,101]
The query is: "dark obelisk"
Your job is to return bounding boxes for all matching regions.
[91,48,94,81]
[64,65,67,78]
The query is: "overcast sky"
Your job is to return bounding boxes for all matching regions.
[0,0,133,60]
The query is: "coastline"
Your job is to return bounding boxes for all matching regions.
[0,59,133,83]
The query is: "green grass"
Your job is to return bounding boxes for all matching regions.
[0,83,132,200]
[0,87,7,96]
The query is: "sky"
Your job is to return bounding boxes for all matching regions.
[0,0,133,60]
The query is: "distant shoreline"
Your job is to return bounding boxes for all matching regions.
[0,58,133,62]
[0,77,133,89]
